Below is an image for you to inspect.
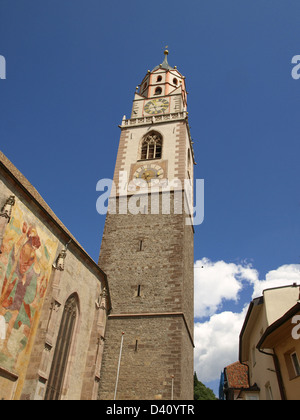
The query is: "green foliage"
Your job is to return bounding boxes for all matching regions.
[194,372,218,400]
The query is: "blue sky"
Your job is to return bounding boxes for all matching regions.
[1,0,300,397]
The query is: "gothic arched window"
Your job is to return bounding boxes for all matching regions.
[45,294,79,400]
[141,132,162,160]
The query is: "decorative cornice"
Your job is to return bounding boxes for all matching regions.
[120,111,188,129]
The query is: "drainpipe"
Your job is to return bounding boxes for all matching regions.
[257,347,286,400]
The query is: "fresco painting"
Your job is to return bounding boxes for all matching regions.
[0,200,58,375]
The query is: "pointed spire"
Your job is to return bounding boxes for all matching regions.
[162,46,169,67]
[152,46,174,72]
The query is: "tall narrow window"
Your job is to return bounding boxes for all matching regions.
[45,294,79,400]
[187,149,191,170]
[291,352,300,376]
[141,132,162,160]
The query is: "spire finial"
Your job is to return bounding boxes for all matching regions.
[161,46,170,68]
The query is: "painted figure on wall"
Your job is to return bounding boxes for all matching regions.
[0,200,57,373]
[0,223,42,356]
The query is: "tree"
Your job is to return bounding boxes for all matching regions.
[194,372,218,400]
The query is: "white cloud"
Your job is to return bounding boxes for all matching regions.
[193,258,300,385]
[194,309,247,382]
[251,264,300,299]
[194,257,258,318]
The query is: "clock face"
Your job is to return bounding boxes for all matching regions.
[131,163,166,188]
[144,98,169,115]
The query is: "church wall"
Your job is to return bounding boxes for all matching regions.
[23,248,105,401]
[0,165,108,400]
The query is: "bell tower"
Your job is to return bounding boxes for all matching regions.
[98,50,195,400]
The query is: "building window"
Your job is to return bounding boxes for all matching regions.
[173,78,178,85]
[45,294,79,400]
[187,149,191,170]
[154,87,162,95]
[141,132,162,160]
[284,348,300,380]
[291,352,300,377]
[156,75,162,82]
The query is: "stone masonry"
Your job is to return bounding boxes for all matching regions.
[98,191,194,400]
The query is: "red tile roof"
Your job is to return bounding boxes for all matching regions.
[225,361,249,389]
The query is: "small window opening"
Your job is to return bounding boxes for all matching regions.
[187,148,191,169]
[154,87,162,95]
[135,340,139,352]
[137,285,141,297]
[139,240,143,251]
[173,78,178,85]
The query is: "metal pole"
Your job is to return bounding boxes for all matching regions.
[114,332,125,400]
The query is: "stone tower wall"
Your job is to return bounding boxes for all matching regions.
[98,192,194,400]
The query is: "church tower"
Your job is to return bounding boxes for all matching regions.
[98,50,195,400]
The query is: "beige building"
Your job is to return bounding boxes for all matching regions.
[257,302,300,400]
[239,284,300,400]
[0,151,111,400]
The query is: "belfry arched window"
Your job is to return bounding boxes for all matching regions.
[45,294,79,400]
[141,132,162,160]
[154,87,162,95]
